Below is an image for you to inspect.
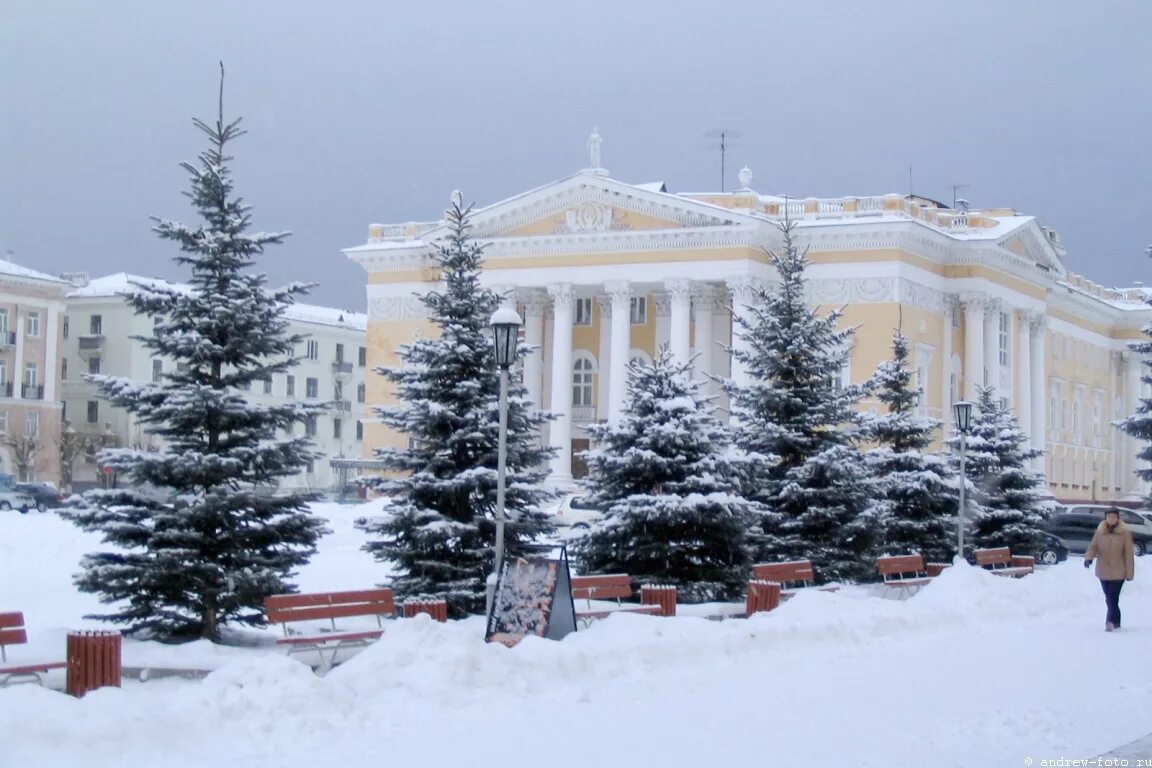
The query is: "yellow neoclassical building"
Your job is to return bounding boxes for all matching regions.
[345,136,1151,503]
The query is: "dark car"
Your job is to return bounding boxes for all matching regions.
[1034,532,1070,566]
[1043,511,1152,557]
[12,482,64,512]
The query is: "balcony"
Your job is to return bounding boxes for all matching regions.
[78,334,105,357]
[331,400,353,413]
[0,330,15,346]
[572,405,597,423]
[21,384,44,400]
[332,361,354,377]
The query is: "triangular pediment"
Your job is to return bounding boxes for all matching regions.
[422,173,758,244]
[997,219,1068,277]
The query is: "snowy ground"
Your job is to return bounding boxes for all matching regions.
[2,501,1150,767]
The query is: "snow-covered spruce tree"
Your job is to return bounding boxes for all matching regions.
[63,69,327,641]
[363,199,555,617]
[725,218,882,582]
[862,330,957,562]
[1117,246,1152,503]
[573,348,759,602]
[954,386,1048,554]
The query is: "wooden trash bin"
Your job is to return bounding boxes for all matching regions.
[745,580,782,616]
[640,585,677,617]
[403,598,448,622]
[66,631,122,698]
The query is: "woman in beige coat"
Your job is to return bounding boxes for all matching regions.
[1084,509,1135,631]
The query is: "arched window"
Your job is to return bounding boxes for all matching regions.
[572,356,595,407]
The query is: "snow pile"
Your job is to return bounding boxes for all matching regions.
[2,503,1151,767]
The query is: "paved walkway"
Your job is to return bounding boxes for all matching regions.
[1100,731,1152,760]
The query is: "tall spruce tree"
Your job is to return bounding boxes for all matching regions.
[955,386,1048,553]
[573,348,759,601]
[862,331,957,562]
[363,199,554,617]
[1118,246,1152,503]
[725,219,882,582]
[63,68,327,641]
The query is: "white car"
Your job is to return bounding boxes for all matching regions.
[0,490,36,513]
[548,493,604,530]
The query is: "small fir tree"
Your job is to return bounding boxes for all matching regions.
[954,387,1048,553]
[725,218,882,580]
[63,67,327,641]
[363,199,555,617]
[862,331,958,562]
[1117,246,1152,503]
[574,348,759,602]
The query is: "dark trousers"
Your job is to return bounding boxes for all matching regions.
[1100,579,1125,627]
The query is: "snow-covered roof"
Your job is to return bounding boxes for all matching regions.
[68,272,366,331]
[0,258,69,285]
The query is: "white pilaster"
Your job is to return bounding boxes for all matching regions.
[606,281,631,424]
[13,308,24,400]
[961,294,986,402]
[984,299,1001,398]
[44,308,59,402]
[1126,351,1145,497]
[1016,309,1033,436]
[547,283,574,484]
[596,295,612,421]
[654,292,671,352]
[1029,316,1046,473]
[692,285,716,388]
[521,291,546,411]
[666,279,692,368]
[726,277,759,390]
[941,296,955,429]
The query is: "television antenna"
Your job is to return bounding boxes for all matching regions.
[704,129,743,192]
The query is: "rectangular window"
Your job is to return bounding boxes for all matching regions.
[286,375,296,397]
[152,359,162,383]
[263,377,273,395]
[358,346,367,367]
[1072,395,1081,437]
[62,315,69,339]
[86,401,99,424]
[355,421,363,441]
[61,358,68,381]
[25,311,40,337]
[629,296,647,325]
[239,378,251,391]
[334,380,344,402]
[916,366,927,408]
[0,411,6,434]
[306,377,318,399]
[88,356,101,375]
[357,382,366,403]
[998,312,1010,366]
[306,458,316,474]
[25,412,38,438]
[305,415,317,437]
[90,315,103,335]
[24,363,37,387]
[0,361,5,384]
[333,418,342,440]
[335,343,345,364]
[574,297,593,326]
[306,340,319,360]
[0,308,9,335]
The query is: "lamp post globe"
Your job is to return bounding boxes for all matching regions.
[487,307,522,617]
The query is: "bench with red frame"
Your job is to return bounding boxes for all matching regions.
[570,575,664,626]
[265,588,395,671]
[752,560,840,598]
[0,611,67,686]
[974,547,1035,578]
[876,555,950,598]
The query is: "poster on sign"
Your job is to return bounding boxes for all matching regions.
[485,547,577,646]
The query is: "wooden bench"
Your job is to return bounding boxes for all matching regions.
[753,560,840,598]
[570,575,664,626]
[974,547,1035,578]
[265,589,395,671]
[0,611,67,686]
[877,555,949,599]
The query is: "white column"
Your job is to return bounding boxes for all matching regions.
[596,295,612,421]
[1016,310,1033,436]
[606,281,631,424]
[726,277,759,389]
[13,308,24,400]
[1126,351,1145,497]
[961,294,985,402]
[547,283,574,484]
[1030,316,1046,473]
[941,296,955,429]
[692,285,715,387]
[654,292,671,352]
[44,307,59,402]
[984,299,1001,398]
[666,279,692,368]
[521,292,546,411]
[492,284,515,311]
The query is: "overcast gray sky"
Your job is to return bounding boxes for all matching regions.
[3,1,1150,311]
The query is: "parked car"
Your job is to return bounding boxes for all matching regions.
[548,494,604,531]
[13,482,64,512]
[1062,504,1152,541]
[1034,532,1070,566]
[1043,510,1152,557]
[0,490,37,513]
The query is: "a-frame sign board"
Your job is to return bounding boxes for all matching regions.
[485,546,577,647]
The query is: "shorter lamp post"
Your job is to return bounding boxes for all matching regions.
[488,307,522,609]
[953,400,974,560]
